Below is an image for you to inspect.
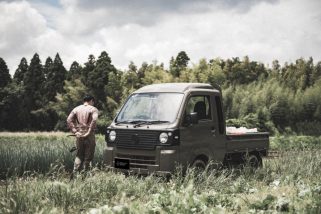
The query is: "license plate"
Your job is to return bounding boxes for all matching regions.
[114,158,130,169]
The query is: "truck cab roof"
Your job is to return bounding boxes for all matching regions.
[134,83,221,93]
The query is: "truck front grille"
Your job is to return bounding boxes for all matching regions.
[115,153,157,169]
[115,129,159,150]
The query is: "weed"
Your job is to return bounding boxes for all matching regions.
[0,133,321,213]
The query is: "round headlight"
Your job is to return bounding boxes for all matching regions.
[109,130,116,142]
[159,132,168,144]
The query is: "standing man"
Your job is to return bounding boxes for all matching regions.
[67,95,99,172]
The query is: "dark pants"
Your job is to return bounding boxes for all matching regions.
[74,134,96,171]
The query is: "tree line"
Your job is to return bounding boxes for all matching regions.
[0,51,321,135]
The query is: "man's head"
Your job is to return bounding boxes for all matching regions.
[83,95,95,105]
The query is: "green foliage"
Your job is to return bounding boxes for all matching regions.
[270,135,321,150]
[67,61,82,81]
[44,53,67,102]
[21,53,46,130]
[142,63,173,84]
[0,57,11,88]
[121,63,139,91]
[81,54,96,86]
[87,51,116,108]
[43,57,53,80]
[0,133,105,179]
[0,51,321,134]
[249,194,276,210]
[13,57,28,84]
[0,83,25,130]
[51,79,88,130]
[1,133,321,213]
[170,51,190,77]
[105,70,123,103]
[226,113,258,129]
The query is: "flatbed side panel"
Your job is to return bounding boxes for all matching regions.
[226,132,269,154]
[226,132,269,140]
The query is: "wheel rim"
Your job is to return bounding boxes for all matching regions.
[192,160,206,171]
[248,155,259,168]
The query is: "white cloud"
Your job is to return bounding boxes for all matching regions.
[0,1,47,68]
[0,0,320,75]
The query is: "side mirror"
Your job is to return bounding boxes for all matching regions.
[185,112,198,126]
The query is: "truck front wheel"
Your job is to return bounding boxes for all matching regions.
[191,159,207,171]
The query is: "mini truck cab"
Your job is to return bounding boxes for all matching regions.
[104,83,269,175]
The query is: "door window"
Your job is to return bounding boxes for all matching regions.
[185,95,212,120]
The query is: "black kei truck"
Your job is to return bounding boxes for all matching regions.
[104,83,269,175]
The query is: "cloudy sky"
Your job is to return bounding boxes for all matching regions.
[1,0,321,74]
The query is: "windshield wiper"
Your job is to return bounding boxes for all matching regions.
[116,120,148,126]
[116,120,170,127]
[133,120,150,128]
[115,120,136,125]
[133,120,170,128]
[148,120,170,124]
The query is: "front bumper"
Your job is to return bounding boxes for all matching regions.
[103,146,179,175]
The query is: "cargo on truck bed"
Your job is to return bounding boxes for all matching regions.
[104,83,269,174]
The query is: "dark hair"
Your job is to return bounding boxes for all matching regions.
[83,95,95,102]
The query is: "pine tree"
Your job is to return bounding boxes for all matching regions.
[137,62,148,88]
[67,61,82,80]
[170,51,190,77]
[13,58,28,84]
[0,83,25,130]
[87,51,117,108]
[43,57,53,80]
[0,57,11,88]
[176,51,190,71]
[45,53,66,102]
[169,56,176,76]
[22,53,45,129]
[82,54,96,86]
[23,53,45,107]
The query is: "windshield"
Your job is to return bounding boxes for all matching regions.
[116,93,184,123]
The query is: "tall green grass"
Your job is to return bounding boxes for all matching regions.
[1,133,321,213]
[1,149,321,213]
[0,132,105,178]
[270,135,321,150]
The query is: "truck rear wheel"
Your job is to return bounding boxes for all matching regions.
[246,154,262,168]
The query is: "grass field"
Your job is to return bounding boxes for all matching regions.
[1,133,321,213]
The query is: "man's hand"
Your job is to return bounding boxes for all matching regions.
[82,129,92,138]
[75,132,83,138]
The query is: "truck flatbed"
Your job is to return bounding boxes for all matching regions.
[226,132,269,153]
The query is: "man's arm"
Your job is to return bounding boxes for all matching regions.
[89,108,99,131]
[67,109,78,134]
[83,108,99,137]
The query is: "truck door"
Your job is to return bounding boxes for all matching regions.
[179,92,225,167]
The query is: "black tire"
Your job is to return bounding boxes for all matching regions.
[191,159,207,171]
[247,154,262,168]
